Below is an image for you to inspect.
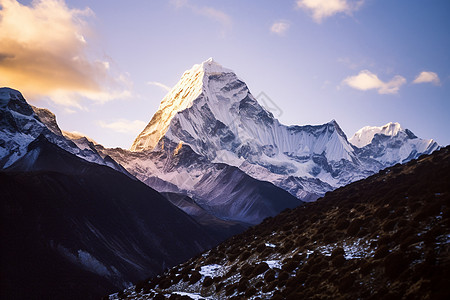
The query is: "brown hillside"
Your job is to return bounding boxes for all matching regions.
[109,146,450,300]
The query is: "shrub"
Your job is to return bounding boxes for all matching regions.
[375,207,390,219]
[154,294,166,300]
[335,219,350,230]
[383,219,397,232]
[245,286,257,297]
[332,254,346,268]
[239,251,251,261]
[295,270,308,283]
[331,247,345,258]
[264,269,276,282]
[278,271,289,282]
[253,262,269,276]
[225,283,238,296]
[237,278,248,293]
[241,263,253,277]
[374,245,390,259]
[347,218,364,236]
[189,271,201,284]
[256,243,266,253]
[215,282,224,292]
[384,251,408,279]
[338,273,355,293]
[158,278,172,289]
[203,276,213,287]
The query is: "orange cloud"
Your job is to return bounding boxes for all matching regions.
[0,0,130,108]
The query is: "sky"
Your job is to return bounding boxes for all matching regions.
[1,0,449,148]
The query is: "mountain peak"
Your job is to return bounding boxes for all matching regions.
[199,57,232,75]
[0,87,22,101]
[349,122,403,148]
[130,59,237,151]
[327,119,348,140]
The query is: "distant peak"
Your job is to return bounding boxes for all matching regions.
[327,119,347,139]
[349,122,404,148]
[328,119,337,126]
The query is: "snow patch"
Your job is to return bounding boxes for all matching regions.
[199,264,223,278]
[264,260,282,269]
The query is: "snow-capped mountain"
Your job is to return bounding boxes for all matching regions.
[126,59,439,208]
[129,59,360,201]
[0,87,130,175]
[350,122,439,168]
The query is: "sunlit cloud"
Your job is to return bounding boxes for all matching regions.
[413,71,440,85]
[270,21,290,36]
[147,81,171,92]
[343,70,406,94]
[98,119,147,134]
[296,0,364,23]
[171,0,232,34]
[0,0,131,109]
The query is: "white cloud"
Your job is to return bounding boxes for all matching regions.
[270,21,290,35]
[343,70,406,94]
[413,71,440,85]
[98,119,147,135]
[171,0,232,34]
[0,0,131,108]
[147,81,171,92]
[296,0,364,23]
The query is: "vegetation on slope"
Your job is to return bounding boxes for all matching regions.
[110,146,450,300]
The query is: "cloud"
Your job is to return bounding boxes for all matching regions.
[98,119,147,134]
[296,0,364,23]
[147,81,171,92]
[270,21,290,35]
[171,0,232,34]
[413,71,440,85]
[0,0,131,108]
[343,70,406,94]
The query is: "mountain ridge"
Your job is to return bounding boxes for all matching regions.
[124,59,439,206]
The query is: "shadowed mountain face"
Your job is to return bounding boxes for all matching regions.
[97,139,303,225]
[111,146,450,299]
[1,136,217,299]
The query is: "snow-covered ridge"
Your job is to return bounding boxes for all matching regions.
[0,88,131,176]
[127,59,440,203]
[349,122,403,148]
[349,121,439,168]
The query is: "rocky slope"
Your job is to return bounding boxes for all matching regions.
[110,146,449,299]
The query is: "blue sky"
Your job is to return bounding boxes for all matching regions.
[1,0,449,148]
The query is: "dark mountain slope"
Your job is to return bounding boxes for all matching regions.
[161,192,247,240]
[98,139,303,225]
[113,146,450,299]
[1,136,217,299]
